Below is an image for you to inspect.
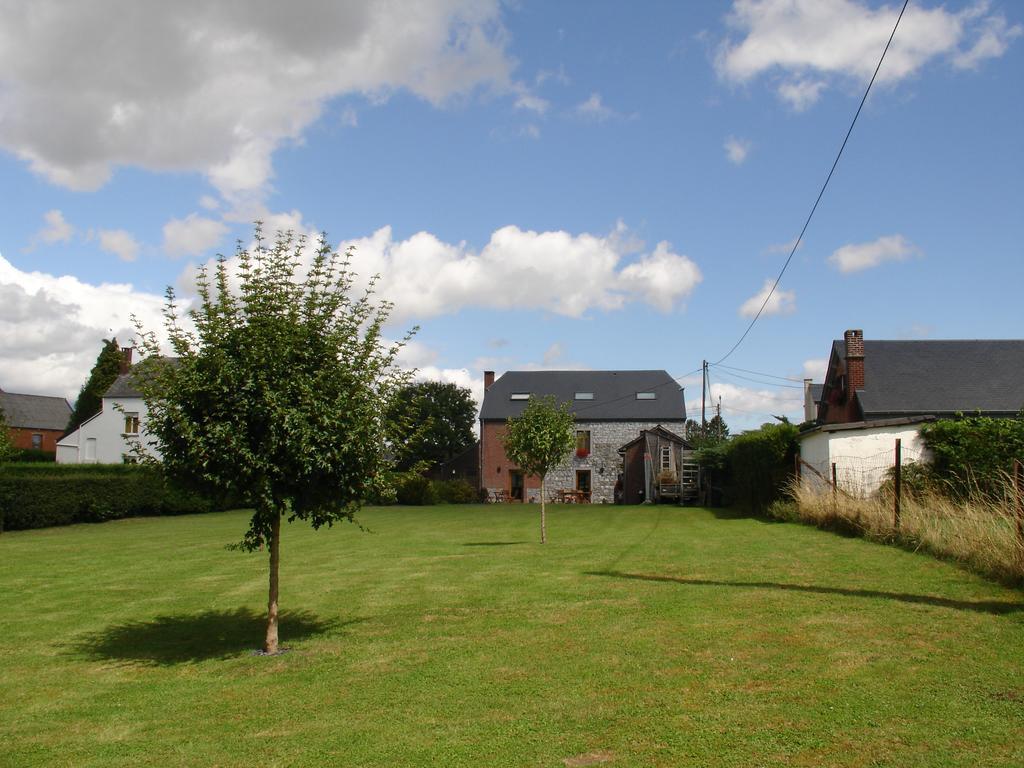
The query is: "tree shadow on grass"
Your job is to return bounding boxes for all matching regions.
[462,541,530,547]
[585,570,1024,616]
[70,607,353,665]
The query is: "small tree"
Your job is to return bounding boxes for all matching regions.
[133,226,414,654]
[389,381,476,471]
[67,338,124,433]
[503,395,575,544]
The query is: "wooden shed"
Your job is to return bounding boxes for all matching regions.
[618,425,697,505]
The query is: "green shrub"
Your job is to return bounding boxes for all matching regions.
[920,416,1024,499]
[725,421,799,513]
[432,478,476,504]
[9,449,57,463]
[0,463,215,532]
[395,474,438,505]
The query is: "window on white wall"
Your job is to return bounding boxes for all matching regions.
[124,413,140,435]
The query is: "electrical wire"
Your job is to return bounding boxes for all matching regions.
[713,367,805,390]
[711,0,911,367]
[713,363,806,383]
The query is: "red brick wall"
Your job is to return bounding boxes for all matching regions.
[480,421,542,497]
[7,427,63,453]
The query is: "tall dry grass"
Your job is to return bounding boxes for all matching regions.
[785,475,1024,584]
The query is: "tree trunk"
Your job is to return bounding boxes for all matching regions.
[540,476,547,544]
[264,509,282,654]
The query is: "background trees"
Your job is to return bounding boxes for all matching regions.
[389,381,476,471]
[66,338,125,434]
[503,395,575,544]
[134,227,413,654]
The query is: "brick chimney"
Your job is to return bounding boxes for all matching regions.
[120,347,134,374]
[843,329,864,394]
[484,370,495,390]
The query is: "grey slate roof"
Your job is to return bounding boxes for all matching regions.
[832,339,1024,418]
[480,370,686,421]
[0,390,71,430]
[104,372,143,398]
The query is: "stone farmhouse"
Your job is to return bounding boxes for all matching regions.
[479,369,689,504]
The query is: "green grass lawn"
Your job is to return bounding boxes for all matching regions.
[2,505,1022,767]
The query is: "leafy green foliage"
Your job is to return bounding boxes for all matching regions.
[133,225,415,550]
[920,415,1024,499]
[395,474,438,506]
[0,406,15,464]
[686,415,730,449]
[66,338,124,434]
[725,421,799,513]
[389,381,476,471]
[0,463,212,531]
[503,395,575,481]
[432,478,477,504]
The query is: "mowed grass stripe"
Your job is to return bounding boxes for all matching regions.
[1,505,1022,767]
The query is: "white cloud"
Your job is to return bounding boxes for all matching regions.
[0,253,170,399]
[542,342,564,366]
[0,1,517,199]
[199,195,220,211]
[776,78,826,110]
[802,357,828,381]
[34,210,75,245]
[332,223,702,321]
[724,136,752,164]
[576,92,614,121]
[739,278,796,318]
[678,372,804,431]
[97,229,140,263]
[718,0,1021,109]
[162,214,229,259]
[828,234,919,273]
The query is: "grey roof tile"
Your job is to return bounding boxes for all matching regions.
[480,370,686,421]
[836,339,1024,417]
[0,391,71,430]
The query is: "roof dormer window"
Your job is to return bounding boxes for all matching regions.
[509,392,530,400]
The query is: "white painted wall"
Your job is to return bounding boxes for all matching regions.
[799,423,930,497]
[56,396,161,464]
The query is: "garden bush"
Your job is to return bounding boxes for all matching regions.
[724,421,799,513]
[395,474,438,506]
[432,478,476,504]
[920,416,1024,499]
[0,463,215,532]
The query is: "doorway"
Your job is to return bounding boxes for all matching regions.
[576,469,591,502]
[510,470,524,501]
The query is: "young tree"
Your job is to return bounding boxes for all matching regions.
[503,395,575,544]
[67,338,124,433]
[133,226,414,654]
[389,381,476,470]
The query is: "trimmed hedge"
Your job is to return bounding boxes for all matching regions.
[0,463,215,532]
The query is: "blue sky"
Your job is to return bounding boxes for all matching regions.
[1,0,1021,429]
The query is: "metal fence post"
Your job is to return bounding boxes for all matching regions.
[831,462,838,497]
[894,438,902,532]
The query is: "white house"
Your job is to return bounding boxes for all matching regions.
[799,330,1024,495]
[56,370,160,464]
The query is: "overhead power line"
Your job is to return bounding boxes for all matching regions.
[712,0,911,367]
[713,363,806,383]
[713,367,805,390]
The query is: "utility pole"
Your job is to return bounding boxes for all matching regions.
[716,397,722,440]
[701,359,707,434]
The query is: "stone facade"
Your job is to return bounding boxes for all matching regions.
[481,418,686,504]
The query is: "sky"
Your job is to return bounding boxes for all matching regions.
[1,0,1021,430]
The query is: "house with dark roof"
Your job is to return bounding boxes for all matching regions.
[799,329,1024,494]
[56,350,160,464]
[479,369,687,503]
[0,388,71,453]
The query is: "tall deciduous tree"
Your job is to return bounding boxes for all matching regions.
[389,381,476,471]
[67,338,124,433]
[133,226,414,654]
[503,395,575,544]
